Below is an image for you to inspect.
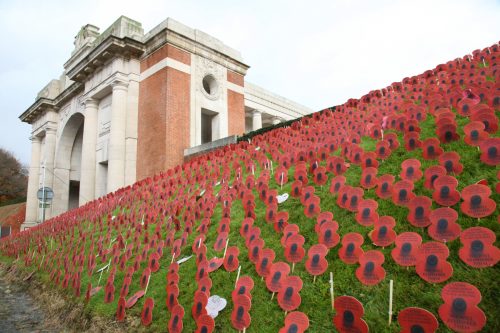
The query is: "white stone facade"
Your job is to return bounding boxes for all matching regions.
[20,16,312,230]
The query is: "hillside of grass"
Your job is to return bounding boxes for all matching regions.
[1,46,499,332]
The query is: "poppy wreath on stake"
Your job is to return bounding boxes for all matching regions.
[398,307,439,333]
[329,175,346,195]
[375,174,395,199]
[338,232,364,265]
[360,167,378,189]
[438,282,486,333]
[400,158,423,182]
[458,227,500,268]
[369,215,397,247]
[407,196,433,228]
[428,207,461,243]
[277,275,303,312]
[423,165,447,190]
[391,232,422,267]
[460,184,496,218]
[355,250,385,285]
[192,291,208,321]
[333,296,369,333]
[355,199,379,226]
[432,175,460,207]
[415,242,453,284]
[279,311,310,333]
[231,294,252,331]
[168,304,185,333]
[317,220,340,249]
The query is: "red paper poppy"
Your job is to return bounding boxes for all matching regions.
[336,185,352,209]
[400,159,423,182]
[459,226,500,268]
[192,290,208,320]
[196,260,209,281]
[245,226,261,248]
[432,175,460,207]
[346,187,364,212]
[416,242,453,283]
[300,186,315,205]
[407,196,433,228]
[338,232,364,264]
[126,290,145,309]
[360,167,378,189]
[116,296,126,321]
[463,121,488,146]
[438,151,463,175]
[457,97,475,116]
[197,276,212,296]
[318,221,340,249]
[305,244,328,276]
[313,166,328,186]
[471,109,498,133]
[290,180,303,198]
[294,169,309,185]
[266,262,290,293]
[392,180,416,206]
[391,232,422,267]
[277,276,303,312]
[281,224,300,247]
[460,184,496,218]
[333,296,369,333]
[240,218,254,238]
[304,195,321,218]
[166,284,179,311]
[279,311,310,333]
[248,238,265,264]
[422,138,443,160]
[224,246,240,272]
[330,175,346,195]
[141,297,154,326]
[104,280,115,303]
[148,252,160,273]
[398,307,439,333]
[284,234,306,264]
[327,156,347,175]
[375,140,392,160]
[385,132,400,150]
[274,211,289,233]
[168,304,185,333]
[423,165,447,190]
[428,207,461,242]
[404,132,422,151]
[361,151,379,169]
[207,257,223,273]
[355,250,385,285]
[375,174,395,199]
[120,277,131,298]
[232,276,254,301]
[370,216,397,247]
[231,294,251,331]
[354,199,378,226]
[195,314,215,333]
[437,122,460,143]
[256,248,276,279]
[438,282,486,333]
[479,138,500,165]
[265,204,278,224]
[315,211,334,233]
[275,166,288,186]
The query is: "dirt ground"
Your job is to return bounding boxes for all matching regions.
[0,262,124,333]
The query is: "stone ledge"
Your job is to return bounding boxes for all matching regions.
[184,135,237,160]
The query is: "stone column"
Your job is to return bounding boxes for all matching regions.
[24,135,42,226]
[79,98,99,205]
[107,80,128,193]
[42,127,57,219]
[252,110,262,131]
[272,116,282,125]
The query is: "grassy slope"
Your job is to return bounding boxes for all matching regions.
[3,110,499,333]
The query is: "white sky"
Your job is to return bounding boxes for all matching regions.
[0,0,499,164]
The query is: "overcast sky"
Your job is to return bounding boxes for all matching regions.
[1,0,499,164]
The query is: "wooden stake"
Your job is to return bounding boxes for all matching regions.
[235,265,241,288]
[313,275,317,283]
[291,263,295,274]
[388,279,394,326]
[144,274,152,295]
[97,268,104,286]
[330,271,334,311]
[271,292,275,300]
[171,253,175,264]
[223,238,230,259]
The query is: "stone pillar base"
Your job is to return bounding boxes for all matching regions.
[20,221,39,231]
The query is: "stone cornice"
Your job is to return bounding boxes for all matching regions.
[19,82,84,124]
[144,24,250,76]
[65,35,145,82]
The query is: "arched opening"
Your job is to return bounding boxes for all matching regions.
[52,113,84,216]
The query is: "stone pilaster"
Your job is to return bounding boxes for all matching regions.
[252,110,262,131]
[107,80,128,193]
[23,135,42,228]
[79,98,99,205]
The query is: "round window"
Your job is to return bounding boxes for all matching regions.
[202,74,218,98]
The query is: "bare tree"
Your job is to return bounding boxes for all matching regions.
[0,148,28,205]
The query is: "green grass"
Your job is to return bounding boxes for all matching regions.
[1,108,499,332]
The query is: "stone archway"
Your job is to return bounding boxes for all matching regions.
[52,113,84,216]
